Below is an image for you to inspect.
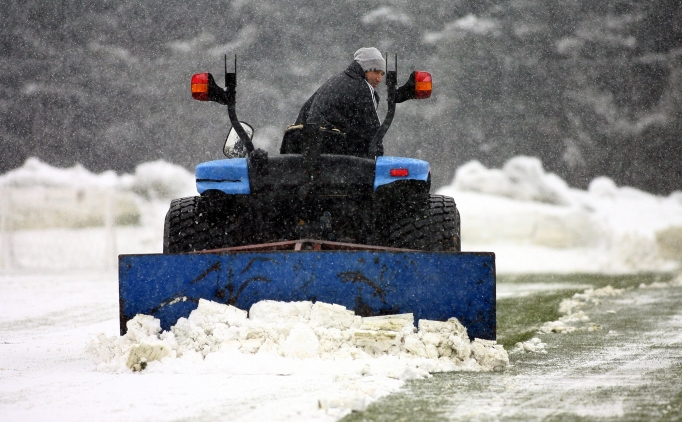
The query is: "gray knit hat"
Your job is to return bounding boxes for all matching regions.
[354,47,386,73]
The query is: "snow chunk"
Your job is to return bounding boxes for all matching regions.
[249,300,313,324]
[189,299,248,329]
[281,324,319,359]
[471,339,509,371]
[126,341,172,371]
[512,337,547,354]
[360,314,414,335]
[309,302,358,329]
[85,314,168,373]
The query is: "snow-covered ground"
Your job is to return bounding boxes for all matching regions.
[1,156,681,421]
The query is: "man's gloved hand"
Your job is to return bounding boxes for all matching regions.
[395,71,416,103]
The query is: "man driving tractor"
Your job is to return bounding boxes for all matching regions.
[291,47,418,158]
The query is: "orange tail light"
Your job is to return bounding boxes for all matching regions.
[191,73,210,101]
[414,71,432,99]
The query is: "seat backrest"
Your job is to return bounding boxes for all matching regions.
[280,125,348,155]
[280,125,305,154]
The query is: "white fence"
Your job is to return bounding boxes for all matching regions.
[0,186,147,271]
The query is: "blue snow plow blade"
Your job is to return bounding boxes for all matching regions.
[118,242,496,340]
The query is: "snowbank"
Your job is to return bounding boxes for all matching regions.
[0,158,196,231]
[0,157,120,189]
[449,157,573,206]
[0,157,196,199]
[87,299,508,413]
[123,160,197,200]
[438,156,682,273]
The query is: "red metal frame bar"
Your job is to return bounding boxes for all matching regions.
[197,239,416,253]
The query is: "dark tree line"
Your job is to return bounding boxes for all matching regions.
[1,0,681,194]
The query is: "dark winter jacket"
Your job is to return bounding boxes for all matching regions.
[295,60,382,158]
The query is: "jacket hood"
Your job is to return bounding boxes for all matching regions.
[344,60,366,80]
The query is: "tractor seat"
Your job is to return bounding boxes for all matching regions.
[280,124,349,155]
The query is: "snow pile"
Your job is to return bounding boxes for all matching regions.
[512,274,681,356]
[0,157,120,189]
[0,159,142,231]
[87,299,508,410]
[511,337,547,354]
[0,158,196,237]
[450,157,573,206]
[538,286,624,334]
[122,160,196,200]
[0,157,196,200]
[438,156,682,273]
[88,299,508,373]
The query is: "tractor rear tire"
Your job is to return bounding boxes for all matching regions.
[387,194,461,252]
[163,196,248,253]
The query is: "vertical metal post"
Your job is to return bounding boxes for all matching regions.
[224,54,254,154]
[103,188,117,270]
[0,186,14,270]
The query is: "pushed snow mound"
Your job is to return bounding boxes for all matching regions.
[87,299,508,374]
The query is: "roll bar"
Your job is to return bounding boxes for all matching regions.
[224,55,255,154]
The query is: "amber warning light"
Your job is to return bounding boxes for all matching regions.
[191,73,210,101]
[414,71,432,99]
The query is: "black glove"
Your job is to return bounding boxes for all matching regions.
[395,71,416,103]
